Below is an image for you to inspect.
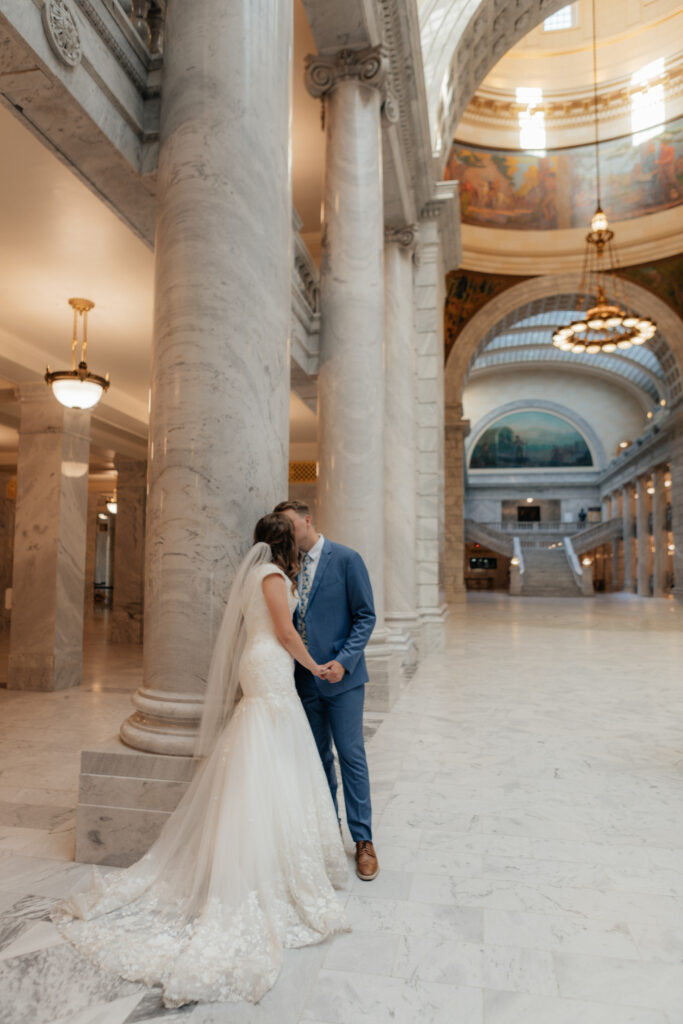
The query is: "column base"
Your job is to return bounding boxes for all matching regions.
[7,648,82,691]
[418,604,449,654]
[364,630,403,713]
[120,688,203,756]
[75,738,194,866]
[385,612,420,677]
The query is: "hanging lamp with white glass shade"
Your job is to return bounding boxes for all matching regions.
[552,0,656,355]
[45,298,110,409]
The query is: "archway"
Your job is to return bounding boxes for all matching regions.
[443,274,683,599]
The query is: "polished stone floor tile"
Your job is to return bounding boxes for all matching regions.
[1,595,682,1022]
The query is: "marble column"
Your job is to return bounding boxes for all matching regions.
[111,457,146,643]
[83,490,99,614]
[652,465,668,598]
[414,212,449,649]
[672,423,683,603]
[118,0,291,756]
[76,0,292,863]
[636,476,651,597]
[621,482,635,592]
[8,382,90,690]
[306,46,400,711]
[383,225,419,670]
[611,491,621,590]
[444,406,470,603]
[0,473,16,634]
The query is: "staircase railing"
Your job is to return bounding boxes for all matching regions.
[512,536,525,575]
[563,536,593,595]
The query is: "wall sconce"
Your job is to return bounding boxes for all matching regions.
[511,557,520,566]
[45,298,110,410]
[647,485,655,495]
[106,495,118,514]
[97,512,108,521]
[526,497,534,504]
[582,557,592,567]
[668,543,675,553]
[618,440,630,450]
[664,479,672,488]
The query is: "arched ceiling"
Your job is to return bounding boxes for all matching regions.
[464,292,678,412]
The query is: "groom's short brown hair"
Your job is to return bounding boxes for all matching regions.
[273,499,311,518]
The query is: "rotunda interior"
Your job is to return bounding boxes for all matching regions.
[0,0,682,1019]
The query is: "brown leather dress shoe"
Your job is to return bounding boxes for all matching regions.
[355,840,379,881]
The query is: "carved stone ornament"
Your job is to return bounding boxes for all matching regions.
[305,46,388,99]
[385,224,418,251]
[381,89,400,125]
[42,0,82,67]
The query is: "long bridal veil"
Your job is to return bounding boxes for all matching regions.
[194,540,272,759]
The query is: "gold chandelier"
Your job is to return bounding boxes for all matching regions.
[45,298,110,409]
[552,0,656,355]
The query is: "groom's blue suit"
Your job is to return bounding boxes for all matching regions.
[294,538,376,841]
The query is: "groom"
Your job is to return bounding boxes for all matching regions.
[274,500,379,881]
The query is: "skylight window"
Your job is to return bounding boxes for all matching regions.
[544,5,575,31]
[516,87,546,152]
[631,58,665,145]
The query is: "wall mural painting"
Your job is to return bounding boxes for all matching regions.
[470,411,593,469]
[445,118,683,230]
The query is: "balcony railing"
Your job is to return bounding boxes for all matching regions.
[476,521,583,533]
[117,0,165,54]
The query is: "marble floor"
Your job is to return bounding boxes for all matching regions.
[1,593,682,1023]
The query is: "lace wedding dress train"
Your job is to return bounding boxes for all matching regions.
[53,562,349,1007]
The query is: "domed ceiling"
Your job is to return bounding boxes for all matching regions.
[442,0,683,274]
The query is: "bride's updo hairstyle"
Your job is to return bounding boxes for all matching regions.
[253,513,299,589]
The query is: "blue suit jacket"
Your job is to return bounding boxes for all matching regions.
[294,539,376,697]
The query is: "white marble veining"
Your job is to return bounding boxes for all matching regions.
[123,0,292,756]
[384,233,420,650]
[1,594,682,1021]
[314,72,386,623]
[8,383,91,691]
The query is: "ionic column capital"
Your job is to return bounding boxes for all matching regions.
[384,223,419,253]
[305,45,388,99]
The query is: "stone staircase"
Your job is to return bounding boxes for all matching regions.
[520,547,582,597]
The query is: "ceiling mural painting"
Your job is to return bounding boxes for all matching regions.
[444,117,683,231]
[445,269,531,362]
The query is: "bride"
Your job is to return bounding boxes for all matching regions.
[53,512,350,1007]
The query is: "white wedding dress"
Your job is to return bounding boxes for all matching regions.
[53,562,349,1007]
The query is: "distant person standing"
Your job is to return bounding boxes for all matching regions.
[578,508,587,525]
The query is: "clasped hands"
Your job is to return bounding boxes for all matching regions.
[314,659,345,684]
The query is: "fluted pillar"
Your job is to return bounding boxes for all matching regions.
[384,225,419,666]
[111,457,147,643]
[120,0,292,753]
[8,382,90,690]
[636,476,651,597]
[652,465,668,597]
[444,406,470,602]
[307,47,400,709]
[621,482,635,592]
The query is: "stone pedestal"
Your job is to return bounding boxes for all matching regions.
[110,457,146,643]
[76,0,293,862]
[383,226,419,674]
[445,406,470,604]
[307,47,401,709]
[621,483,635,593]
[652,465,668,598]
[8,383,90,691]
[636,476,651,597]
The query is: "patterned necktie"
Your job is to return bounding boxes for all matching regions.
[297,553,313,643]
